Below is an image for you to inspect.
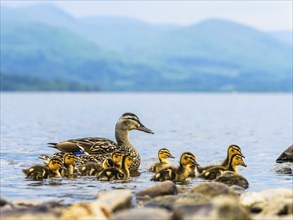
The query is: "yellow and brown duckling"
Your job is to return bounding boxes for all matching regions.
[97,155,133,181]
[199,153,247,180]
[77,151,123,176]
[148,148,175,173]
[151,152,198,183]
[196,145,244,175]
[61,153,77,177]
[221,145,245,167]
[77,162,103,176]
[102,151,123,169]
[215,171,249,189]
[23,157,62,180]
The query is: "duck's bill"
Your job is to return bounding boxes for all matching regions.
[137,124,154,134]
[241,162,247,167]
[240,152,245,158]
[169,155,175,159]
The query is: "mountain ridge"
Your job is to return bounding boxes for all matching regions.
[1,4,292,92]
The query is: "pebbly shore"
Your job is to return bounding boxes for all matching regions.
[1,181,292,220]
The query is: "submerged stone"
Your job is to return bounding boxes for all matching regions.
[276,145,293,163]
[110,207,171,220]
[136,181,177,200]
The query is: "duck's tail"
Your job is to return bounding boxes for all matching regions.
[48,143,57,148]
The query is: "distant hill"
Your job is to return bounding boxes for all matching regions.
[270,31,292,46]
[1,4,292,92]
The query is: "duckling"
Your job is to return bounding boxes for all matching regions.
[148,148,175,172]
[221,145,245,167]
[77,162,103,176]
[23,157,62,180]
[97,155,133,181]
[39,152,64,165]
[151,152,198,183]
[61,153,77,177]
[195,144,244,175]
[102,151,123,169]
[215,171,249,189]
[77,152,123,176]
[199,154,247,180]
[47,113,154,173]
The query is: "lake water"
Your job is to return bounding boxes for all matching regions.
[1,92,292,204]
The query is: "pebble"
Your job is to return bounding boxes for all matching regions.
[136,180,177,200]
[110,207,171,220]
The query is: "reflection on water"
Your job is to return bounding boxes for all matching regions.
[1,93,292,204]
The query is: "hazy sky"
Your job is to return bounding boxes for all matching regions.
[2,0,292,31]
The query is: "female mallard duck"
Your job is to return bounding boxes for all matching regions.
[148,148,175,172]
[61,153,77,177]
[199,154,247,180]
[77,151,123,176]
[151,152,198,183]
[47,113,153,174]
[195,145,244,175]
[23,157,62,180]
[97,155,133,181]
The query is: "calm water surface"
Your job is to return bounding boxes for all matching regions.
[1,93,292,204]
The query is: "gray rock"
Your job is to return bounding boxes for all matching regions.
[1,204,59,220]
[173,203,213,220]
[276,144,293,163]
[61,189,132,220]
[240,188,293,216]
[274,163,293,174]
[174,196,251,220]
[190,182,238,198]
[136,181,177,200]
[144,193,210,211]
[110,207,171,220]
[210,196,252,220]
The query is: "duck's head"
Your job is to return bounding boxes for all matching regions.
[112,151,123,166]
[179,152,198,168]
[227,145,245,158]
[116,113,154,134]
[231,154,247,167]
[122,155,133,169]
[63,153,77,166]
[48,157,63,171]
[158,148,175,161]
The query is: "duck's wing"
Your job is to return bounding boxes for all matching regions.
[50,137,118,155]
[199,166,225,180]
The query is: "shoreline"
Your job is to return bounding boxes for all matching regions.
[1,181,292,220]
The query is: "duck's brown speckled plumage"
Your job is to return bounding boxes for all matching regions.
[46,113,153,173]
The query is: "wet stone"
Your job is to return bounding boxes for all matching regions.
[190,182,238,198]
[144,192,210,211]
[110,207,171,220]
[276,144,293,163]
[61,189,132,220]
[174,196,251,220]
[136,181,177,200]
[240,188,293,216]
[274,163,293,175]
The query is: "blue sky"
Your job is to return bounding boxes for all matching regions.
[2,0,292,31]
